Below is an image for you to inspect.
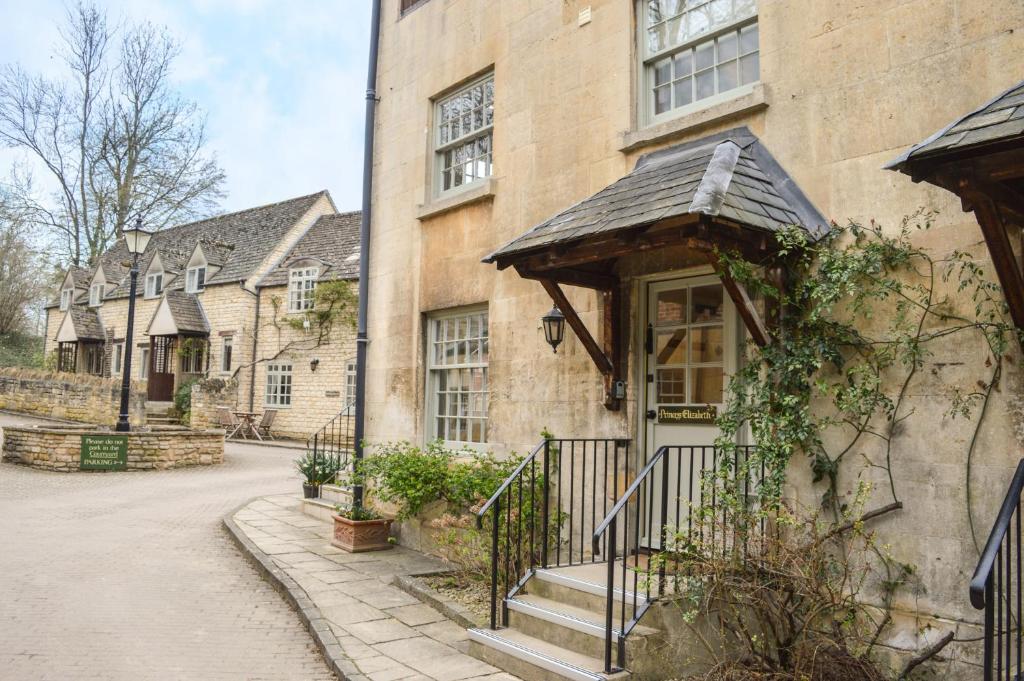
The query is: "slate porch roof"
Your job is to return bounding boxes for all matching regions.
[98,190,332,301]
[485,127,828,264]
[64,306,104,341]
[260,211,362,287]
[150,290,210,336]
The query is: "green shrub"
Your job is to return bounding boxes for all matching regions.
[173,378,198,422]
[351,440,521,520]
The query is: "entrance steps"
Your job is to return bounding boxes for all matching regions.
[300,483,353,521]
[144,401,179,426]
[468,562,660,681]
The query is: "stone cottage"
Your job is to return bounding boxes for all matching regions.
[43,191,361,440]
[359,0,1024,678]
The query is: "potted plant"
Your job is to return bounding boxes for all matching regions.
[331,505,394,553]
[295,453,321,498]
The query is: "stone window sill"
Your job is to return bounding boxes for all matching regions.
[620,83,769,154]
[416,178,497,221]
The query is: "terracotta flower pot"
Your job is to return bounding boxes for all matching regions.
[331,514,394,553]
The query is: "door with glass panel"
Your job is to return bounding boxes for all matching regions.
[643,275,737,548]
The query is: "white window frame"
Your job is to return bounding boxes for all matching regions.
[288,266,319,313]
[186,266,206,293]
[180,341,205,374]
[139,347,150,380]
[145,272,163,299]
[265,362,293,408]
[638,0,759,127]
[111,342,124,375]
[60,288,73,311]
[89,283,104,307]
[345,359,357,407]
[426,307,489,446]
[221,336,233,373]
[433,73,494,197]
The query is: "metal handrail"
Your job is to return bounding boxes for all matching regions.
[476,440,545,522]
[592,445,669,552]
[970,459,1024,609]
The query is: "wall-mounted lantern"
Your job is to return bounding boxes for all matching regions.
[310,358,320,372]
[542,305,566,353]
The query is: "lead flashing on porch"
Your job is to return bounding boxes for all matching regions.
[483,127,828,267]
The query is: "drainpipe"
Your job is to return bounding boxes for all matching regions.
[248,285,261,412]
[352,0,382,510]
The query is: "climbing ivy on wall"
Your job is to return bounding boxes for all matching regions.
[715,212,1016,527]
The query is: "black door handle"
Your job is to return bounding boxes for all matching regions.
[646,409,657,420]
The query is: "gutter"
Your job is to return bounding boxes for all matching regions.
[352,0,382,510]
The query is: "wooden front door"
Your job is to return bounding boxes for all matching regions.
[147,336,176,401]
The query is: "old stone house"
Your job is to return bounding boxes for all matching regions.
[43,191,361,439]
[361,0,1024,678]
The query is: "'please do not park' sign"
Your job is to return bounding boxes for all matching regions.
[80,434,128,471]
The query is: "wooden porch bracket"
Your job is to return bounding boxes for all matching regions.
[963,188,1024,331]
[706,250,772,348]
[537,278,623,410]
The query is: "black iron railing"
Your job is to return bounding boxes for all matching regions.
[476,437,633,630]
[591,444,758,673]
[970,459,1024,681]
[307,401,356,490]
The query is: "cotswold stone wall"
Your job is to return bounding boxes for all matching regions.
[1,425,224,472]
[190,377,239,430]
[0,368,145,426]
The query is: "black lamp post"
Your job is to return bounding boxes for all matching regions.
[115,217,154,432]
[542,305,566,353]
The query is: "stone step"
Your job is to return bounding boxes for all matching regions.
[468,627,629,681]
[301,497,337,522]
[146,416,179,424]
[319,483,353,506]
[527,565,650,618]
[506,594,658,661]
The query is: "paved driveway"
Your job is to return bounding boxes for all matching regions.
[0,413,335,681]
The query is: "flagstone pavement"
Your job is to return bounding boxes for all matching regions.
[230,494,521,681]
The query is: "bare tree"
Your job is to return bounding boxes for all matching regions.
[0,194,49,336]
[0,2,225,266]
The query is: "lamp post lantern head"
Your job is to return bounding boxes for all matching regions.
[542,305,566,353]
[122,217,154,255]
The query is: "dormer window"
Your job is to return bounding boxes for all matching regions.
[60,288,74,311]
[186,266,206,293]
[89,283,104,307]
[288,266,319,312]
[145,271,163,298]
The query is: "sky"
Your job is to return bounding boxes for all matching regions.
[0,0,372,214]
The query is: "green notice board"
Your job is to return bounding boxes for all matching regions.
[80,434,128,471]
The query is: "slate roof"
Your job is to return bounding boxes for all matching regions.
[260,211,362,287]
[161,290,210,335]
[886,79,1024,170]
[485,127,828,263]
[97,190,332,300]
[67,306,105,341]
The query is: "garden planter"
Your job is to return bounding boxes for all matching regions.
[302,483,320,499]
[332,514,394,553]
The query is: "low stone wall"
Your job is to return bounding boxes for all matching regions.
[1,424,225,472]
[0,367,146,426]
[190,377,239,430]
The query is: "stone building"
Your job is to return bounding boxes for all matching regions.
[43,191,361,439]
[362,0,1024,677]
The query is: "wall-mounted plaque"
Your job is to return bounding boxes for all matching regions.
[657,405,717,424]
[325,390,341,398]
[80,434,128,470]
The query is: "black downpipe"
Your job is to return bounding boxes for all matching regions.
[248,286,261,412]
[352,0,382,510]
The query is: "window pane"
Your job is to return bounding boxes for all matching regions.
[674,78,693,107]
[717,60,738,92]
[695,40,714,71]
[691,285,724,322]
[656,289,687,325]
[739,22,758,54]
[691,325,724,363]
[717,31,737,61]
[656,328,688,365]
[740,52,759,84]
[657,368,688,404]
[655,85,671,114]
[654,60,672,86]
[673,51,692,78]
[695,69,715,100]
[692,366,724,403]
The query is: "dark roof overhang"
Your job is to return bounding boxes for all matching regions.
[887,79,1024,333]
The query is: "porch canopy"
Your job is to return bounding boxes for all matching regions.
[55,307,104,343]
[887,80,1024,330]
[146,290,210,337]
[484,127,827,407]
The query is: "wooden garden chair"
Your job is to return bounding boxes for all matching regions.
[256,409,277,440]
[216,408,244,439]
